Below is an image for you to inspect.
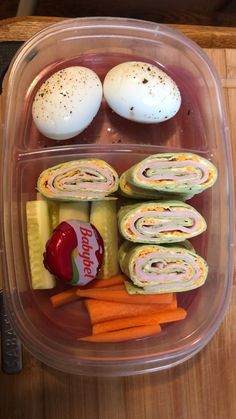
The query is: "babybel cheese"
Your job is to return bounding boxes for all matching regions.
[44,220,104,285]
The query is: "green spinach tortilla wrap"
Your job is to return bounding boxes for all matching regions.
[37,159,119,201]
[118,201,207,244]
[118,241,208,293]
[125,152,217,195]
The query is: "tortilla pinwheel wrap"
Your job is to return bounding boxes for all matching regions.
[119,170,194,201]
[118,241,208,294]
[37,159,119,201]
[124,152,217,196]
[118,200,207,244]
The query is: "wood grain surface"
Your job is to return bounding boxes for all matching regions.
[0,17,236,419]
[1,16,236,47]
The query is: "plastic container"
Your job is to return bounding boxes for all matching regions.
[0,17,234,376]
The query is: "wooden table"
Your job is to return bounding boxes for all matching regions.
[0,17,235,419]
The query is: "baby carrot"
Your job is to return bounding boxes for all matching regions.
[49,274,127,308]
[84,295,177,324]
[92,307,187,334]
[50,288,78,308]
[77,287,173,304]
[79,324,161,342]
[88,273,127,288]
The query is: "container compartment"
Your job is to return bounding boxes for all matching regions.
[2,18,225,153]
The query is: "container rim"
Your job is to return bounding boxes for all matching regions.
[4,16,223,97]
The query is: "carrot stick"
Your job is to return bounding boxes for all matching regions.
[49,274,127,308]
[88,273,127,288]
[84,295,177,324]
[48,286,123,309]
[77,287,173,304]
[50,288,78,308]
[92,308,186,334]
[79,324,161,342]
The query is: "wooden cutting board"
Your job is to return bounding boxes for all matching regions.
[0,17,236,419]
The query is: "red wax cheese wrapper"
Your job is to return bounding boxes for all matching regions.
[44,220,104,286]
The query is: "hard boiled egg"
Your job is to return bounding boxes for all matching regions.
[32,66,102,140]
[103,61,181,123]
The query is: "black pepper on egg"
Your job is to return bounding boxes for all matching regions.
[103,61,181,124]
[32,66,103,140]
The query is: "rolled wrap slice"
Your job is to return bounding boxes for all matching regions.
[37,159,119,201]
[118,241,208,293]
[119,170,194,201]
[118,200,207,244]
[128,152,217,195]
[120,170,167,199]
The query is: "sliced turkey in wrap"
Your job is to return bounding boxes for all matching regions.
[126,152,217,196]
[118,200,207,244]
[37,159,119,201]
[118,241,208,293]
[119,170,194,201]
